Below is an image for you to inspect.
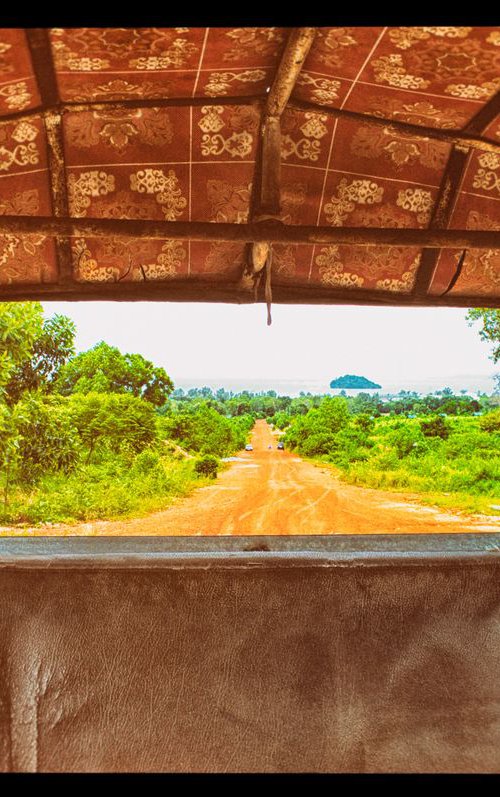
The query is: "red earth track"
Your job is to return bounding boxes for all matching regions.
[9,419,499,537]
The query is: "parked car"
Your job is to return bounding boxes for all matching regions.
[245,444,253,451]
[277,442,285,450]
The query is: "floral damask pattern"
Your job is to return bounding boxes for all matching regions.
[324,179,384,226]
[0,234,52,283]
[51,28,199,71]
[0,26,498,298]
[66,109,174,154]
[295,74,341,105]
[202,242,245,275]
[281,112,329,163]
[206,180,251,224]
[396,188,433,224]
[370,32,500,102]
[130,169,187,221]
[0,81,32,112]
[68,171,116,217]
[351,124,447,171]
[315,28,357,68]
[0,189,39,216]
[203,70,267,97]
[63,79,168,103]
[446,209,500,295]
[0,120,40,174]
[0,141,38,173]
[372,54,430,90]
[316,246,365,288]
[404,37,500,83]
[223,28,285,61]
[0,40,13,76]
[472,152,500,196]
[375,254,420,292]
[445,78,500,100]
[388,27,472,51]
[198,105,257,159]
[279,183,307,225]
[73,236,187,283]
[366,97,467,129]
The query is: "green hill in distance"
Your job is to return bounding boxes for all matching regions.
[330,374,382,390]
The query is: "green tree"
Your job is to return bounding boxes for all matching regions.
[56,342,174,406]
[6,313,76,404]
[0,302,43,396]
[68,392,158,462]
[13,393,79,483]
[467,309,500,362]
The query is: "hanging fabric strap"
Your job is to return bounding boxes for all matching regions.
[252,245,273,326]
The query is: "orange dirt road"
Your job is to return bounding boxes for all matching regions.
[16,419,499,537]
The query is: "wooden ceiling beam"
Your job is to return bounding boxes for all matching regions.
[249,27,316,283]
[259,27,316,218]
[0,278,497,309]
[26,29,74,284]
[1,215,499,250]
[287,99,500,155]
[413,88,500,299]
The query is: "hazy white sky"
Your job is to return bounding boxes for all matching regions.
[41,302,497,394]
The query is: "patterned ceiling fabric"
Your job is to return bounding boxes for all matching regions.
[294,27,500,129]
[0,115,57,283]
[0,26,498,303]
[0,29,41,117]
[430,148,500,297]
[63,102,259,282]
[49,28,286,103]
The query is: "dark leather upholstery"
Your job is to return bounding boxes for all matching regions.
[0,536,499,772]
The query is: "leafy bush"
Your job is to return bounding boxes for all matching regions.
[13,393,79,483]
[194,455,219,478]
[480,408,500,433]
[420,415,450,439]
[132,449,161,475]
[388,426,427,458]
[353,413,375,434]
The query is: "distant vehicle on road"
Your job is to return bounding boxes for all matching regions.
[277,442,285,450]
[245,444,253,451]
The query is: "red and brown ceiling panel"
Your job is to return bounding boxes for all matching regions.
[0,27,499,306]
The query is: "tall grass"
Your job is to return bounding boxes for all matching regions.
[0,452,210,525]
[336,418,500,514]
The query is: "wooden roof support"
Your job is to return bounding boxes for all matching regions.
[250,28,316,280]
[413,147,470,298]
[1,215,499,250]
[2,94,497,155]
[43,110,75,284]
[0,276,497,309]
[26,29,74,283]
[25,29,60,107]
[259,27,316,218]
[413,88,500,298]
[0,96,266,126]
[288,99,500,155]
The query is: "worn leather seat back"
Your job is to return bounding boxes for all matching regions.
[1,536,499,773]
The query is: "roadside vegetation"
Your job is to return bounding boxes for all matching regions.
[0,303,252,526]
[269,395,500,515]
[1,303,499,526]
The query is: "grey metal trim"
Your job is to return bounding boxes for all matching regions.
[0,534,499,570]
